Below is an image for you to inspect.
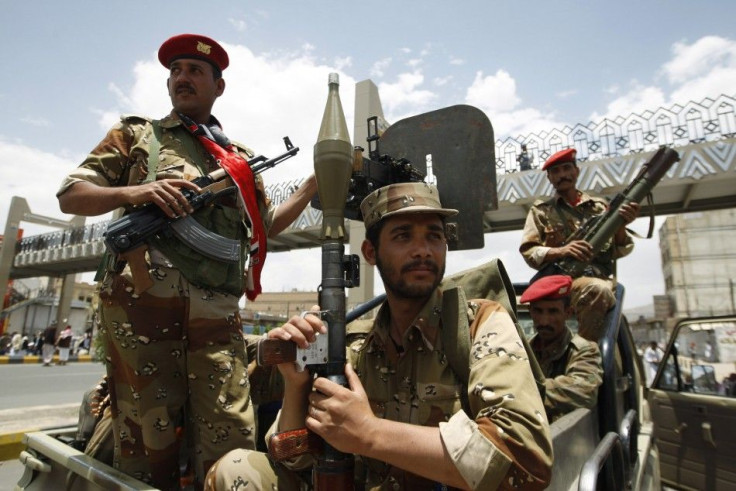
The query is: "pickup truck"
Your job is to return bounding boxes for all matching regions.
[13,282,661,490]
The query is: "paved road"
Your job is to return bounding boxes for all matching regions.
[0,362,105,411]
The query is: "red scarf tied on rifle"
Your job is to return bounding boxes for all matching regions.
[179,113,265,300]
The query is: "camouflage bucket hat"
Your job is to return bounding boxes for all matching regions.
[359,182,458,230]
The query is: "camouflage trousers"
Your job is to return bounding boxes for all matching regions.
[204,448,305,490]
[98,263,256,490]
[571,277,616,342]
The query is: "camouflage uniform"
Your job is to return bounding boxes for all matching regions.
[206,289,553,490]
[57,113,273,489]
[519,192,634,340]
[530,327,603,422]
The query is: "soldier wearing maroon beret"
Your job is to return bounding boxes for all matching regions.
[519,147,641,341]
[158,33,230,77]
[57,33,317,489]
[522,275,603,422]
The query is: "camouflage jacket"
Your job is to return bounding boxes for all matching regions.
[519,191,633,278]
[57,112,274,292]
[530,327,603,422]
[343,288,552,490]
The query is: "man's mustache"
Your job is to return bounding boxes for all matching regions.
[555,178,572,185]
[175,83,196,94]
[401,259,439,274]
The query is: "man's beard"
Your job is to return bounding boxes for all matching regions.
[376,256,445,299]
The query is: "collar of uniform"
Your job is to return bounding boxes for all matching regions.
[531,325,573,362]
[161,110,223,129]
[554,191,596,208]
[369,288,443,350]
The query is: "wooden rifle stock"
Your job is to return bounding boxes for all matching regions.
[120,246,154,295]
[268,428,323,461]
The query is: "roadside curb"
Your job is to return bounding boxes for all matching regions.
[0,354,94,364]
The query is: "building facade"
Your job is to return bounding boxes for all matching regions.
[659,209,736,318]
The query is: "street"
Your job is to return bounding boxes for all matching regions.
[0,362,105,410]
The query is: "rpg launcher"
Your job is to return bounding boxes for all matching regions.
[102,137,299,293]
[258,73,358,490]
[531,145,680,282]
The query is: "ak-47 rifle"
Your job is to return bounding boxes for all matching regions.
[531,145,680,282]
[103,137,299,293]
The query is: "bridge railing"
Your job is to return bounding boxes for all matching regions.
[14,221,108,266]
[496,93,736,174]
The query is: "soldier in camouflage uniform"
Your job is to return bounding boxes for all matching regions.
[519,148,640,341]
[206,182,553,490]
[521,275,603,422]
[57,34,316,489]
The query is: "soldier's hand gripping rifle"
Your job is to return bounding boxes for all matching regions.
[531,145,680,282]
[256,73,358,489]
[103,137,299,293]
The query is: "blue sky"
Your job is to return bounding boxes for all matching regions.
[1,0,735,310]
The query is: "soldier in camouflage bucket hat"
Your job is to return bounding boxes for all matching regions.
[206,180,552,490]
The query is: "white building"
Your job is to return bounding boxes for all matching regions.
[659,209,736,318]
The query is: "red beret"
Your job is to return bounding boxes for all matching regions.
[520,275,573,303]
[542,148,577,171]
[158,34,229,73]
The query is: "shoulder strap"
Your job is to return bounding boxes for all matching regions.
[440,285,472,416]
[553,199,586,238]
[144,120,163,184]
[440,259,547,401]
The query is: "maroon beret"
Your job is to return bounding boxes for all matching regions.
[158,34,229,72]
[542,148,577,171]
[520,275,573,303]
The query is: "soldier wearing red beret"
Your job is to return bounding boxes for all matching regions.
[519,147,640,341]
[57,33,317,489]
[522,275,603,422]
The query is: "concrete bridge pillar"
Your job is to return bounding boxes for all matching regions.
[348,80,388,312]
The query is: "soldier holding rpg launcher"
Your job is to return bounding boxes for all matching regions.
[519,148,641,341]
[208,77,553,491]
